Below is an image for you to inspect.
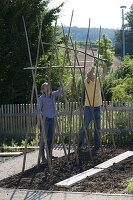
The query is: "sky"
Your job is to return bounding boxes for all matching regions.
[49,0,133,29]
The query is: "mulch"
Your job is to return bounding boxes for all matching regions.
[0,145,133,194]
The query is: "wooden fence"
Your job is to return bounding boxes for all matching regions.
[0,101,133,142]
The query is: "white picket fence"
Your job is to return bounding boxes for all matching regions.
[0,102,133,140]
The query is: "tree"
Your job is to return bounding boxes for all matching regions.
[111,78,133,101]
[114,29,123,56]
[0,0,63,104]
[96,34,114,72]
[126,5,133,29]
[115,4,133,56]
[114,56,133,79]
[102,71,117,101]
[103,56,133,101]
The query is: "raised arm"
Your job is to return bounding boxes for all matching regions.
[53,78,74,97]
[63,78,73,91]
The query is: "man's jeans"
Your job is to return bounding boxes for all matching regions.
[79,106,101,147]
[40,117,55,153]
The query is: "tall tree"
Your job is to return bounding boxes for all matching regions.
[126,5,133,29]
[115,4,133,56]
[0,0,63,104]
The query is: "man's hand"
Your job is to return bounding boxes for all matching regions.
[87,68,94,82]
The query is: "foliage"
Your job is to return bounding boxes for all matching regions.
[115,4,133,56]
[102,70,116,101]
[96,34,114,71]
[114,29,123,56]
[127,177,133,193]
[111,56,133,100]
[0,135,37,152]
[103,56,133,101]
[111,78,133,101]
[126,5,133,30]
[35,46,74,102]
[63,27,115,42]
[114,56,133,79]
[0,0,63,104]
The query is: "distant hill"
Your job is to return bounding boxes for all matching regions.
[63,26,116,43]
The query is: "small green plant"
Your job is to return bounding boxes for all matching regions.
[127,178,133,193]
[21,139,26,147]
[29,139,36,146]
[11,139,18,147]
[2,144,8,152]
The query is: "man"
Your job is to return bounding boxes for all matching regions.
[79,66,106,149]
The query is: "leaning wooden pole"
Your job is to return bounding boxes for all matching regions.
[30,17,43,104]
[50,23,69,163]
[69,33,94,165]
[22,16,52,174]
[22,16,35,173]
[89,25,116,151]
[62,9,74,67]
[91,26,104,153]
[42,42,107,63]
[80,18,95,161]
[60,11,75,158]
[61,20,79,164]
[33,18,53,172]
[36,17,69,166]
[71,42,79,165]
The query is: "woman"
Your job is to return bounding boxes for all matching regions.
[37,80,72,163]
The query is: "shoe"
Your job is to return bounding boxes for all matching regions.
[77,146,85,153]
[51,155,58,159]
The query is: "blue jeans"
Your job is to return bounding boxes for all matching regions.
[79,106,101,147]
[40,117,55,152]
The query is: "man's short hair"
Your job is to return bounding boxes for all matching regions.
[87,68,94,77]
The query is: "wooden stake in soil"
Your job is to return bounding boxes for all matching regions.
[22,16,52,174]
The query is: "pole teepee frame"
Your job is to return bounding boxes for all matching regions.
[22,11,116,174]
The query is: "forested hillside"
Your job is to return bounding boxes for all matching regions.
[63,26,115,42]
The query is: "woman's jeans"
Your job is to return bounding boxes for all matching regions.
[40,117,55,153]
[79,106,101,147]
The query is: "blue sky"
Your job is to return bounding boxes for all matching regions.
[49,0,133,29]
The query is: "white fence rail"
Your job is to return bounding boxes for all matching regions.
[0,102,133,138]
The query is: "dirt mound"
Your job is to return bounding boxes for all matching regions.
[0,145,133,194]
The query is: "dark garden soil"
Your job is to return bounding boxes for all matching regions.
[0,145,133,194]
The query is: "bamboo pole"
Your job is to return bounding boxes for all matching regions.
[42,42,107,62]
[22,16,52,174]
[61,21,79,164]
[88,24,116,151]
[36,18,69,167]
[69,32,94,164]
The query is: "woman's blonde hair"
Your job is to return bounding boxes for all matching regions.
[41,82,49,93]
